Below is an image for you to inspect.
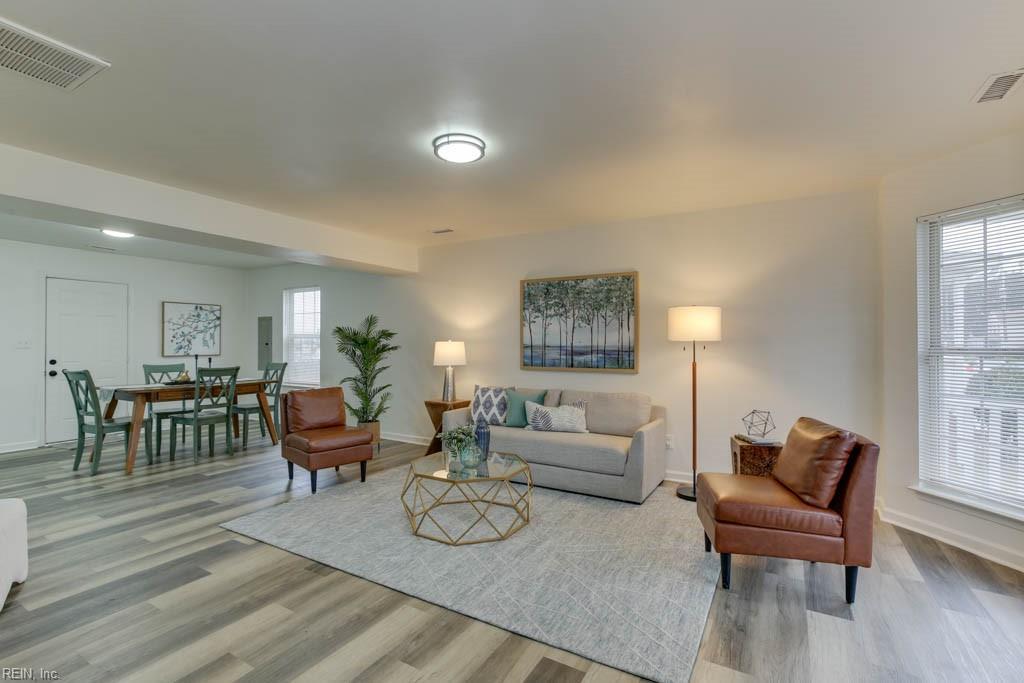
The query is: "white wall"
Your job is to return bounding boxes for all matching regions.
[0,238,251,453]
[242,264,431,441]
[245,189,882,477]
[879,129,1024,571]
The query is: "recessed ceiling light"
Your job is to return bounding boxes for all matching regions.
[101,228,134,238]
[432,133,485,164]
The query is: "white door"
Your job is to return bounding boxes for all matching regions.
[45,278,129,443]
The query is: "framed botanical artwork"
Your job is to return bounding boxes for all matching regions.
[162,302,222,357]
[520,271,638,373]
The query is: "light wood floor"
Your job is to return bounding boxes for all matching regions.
[1,435,1022,682]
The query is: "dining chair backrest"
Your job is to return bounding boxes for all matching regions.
[63,369,102,424]
[263,362,287,402]
[143,363,186,384]
[193,367,240,414]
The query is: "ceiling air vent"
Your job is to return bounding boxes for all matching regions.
[975,69,1024,103]
[0,16,109,90]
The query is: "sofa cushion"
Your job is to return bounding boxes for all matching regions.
[285,426,371,452]
[506,389,546,427]
[559,390,651,437]
[697,472,843,537]
[286,387,345,432]
[489,425,630,476]
[516,388,560,407]
[772,417,857,508]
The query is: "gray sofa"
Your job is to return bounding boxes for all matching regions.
[442,388,666,503]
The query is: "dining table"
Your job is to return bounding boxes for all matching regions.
[99,378,279,474]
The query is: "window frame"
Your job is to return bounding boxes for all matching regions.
[282,285,322,388]
[916,193,1024,522]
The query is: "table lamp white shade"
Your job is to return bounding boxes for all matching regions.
[667,306,722,342]
[433,340,466,401]
[433,340,467,367]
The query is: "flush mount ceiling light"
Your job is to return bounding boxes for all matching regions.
[432,133,485,163]
[101,228,134,238]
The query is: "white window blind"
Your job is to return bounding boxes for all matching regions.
[917,195,1024,514]
[283,286,321,387]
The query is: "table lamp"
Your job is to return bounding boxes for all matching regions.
[433,340,467,401]
[667,306,722,501]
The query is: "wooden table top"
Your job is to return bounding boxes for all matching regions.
[104,379,271,401]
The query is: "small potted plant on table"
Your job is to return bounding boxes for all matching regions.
[333,314,400,447]
[442,424,482,470]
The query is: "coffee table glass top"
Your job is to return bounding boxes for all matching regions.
[413,451,529,482]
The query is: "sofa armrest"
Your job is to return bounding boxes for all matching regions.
[441,407,471,433]
[625,406,667,501]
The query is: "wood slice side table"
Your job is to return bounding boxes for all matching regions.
[424,399,471,456]
[730,436,783,477]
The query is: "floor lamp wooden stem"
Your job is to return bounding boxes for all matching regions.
[677,342,698,501]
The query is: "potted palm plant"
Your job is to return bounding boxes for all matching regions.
[333,314,400,445]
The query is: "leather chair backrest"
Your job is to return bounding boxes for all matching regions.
[283,387,346,433]
[773,417,857,508]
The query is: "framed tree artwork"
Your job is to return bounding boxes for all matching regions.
[162,302,222,357]
[521,271,638,373]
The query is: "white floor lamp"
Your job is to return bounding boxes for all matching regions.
[667,306,722,501]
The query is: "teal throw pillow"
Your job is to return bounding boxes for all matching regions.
[506,389,546,428]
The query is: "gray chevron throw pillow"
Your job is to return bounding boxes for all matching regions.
[471,385,509,425]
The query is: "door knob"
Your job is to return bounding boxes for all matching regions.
[48,370,58,377]
[48,359,57,365]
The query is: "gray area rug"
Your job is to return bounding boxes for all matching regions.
[222,467,718,682]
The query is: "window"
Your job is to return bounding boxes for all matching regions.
[917,195,1024,515]
[283,286,321,387]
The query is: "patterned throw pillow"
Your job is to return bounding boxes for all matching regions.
[524,400,588,433]
[471,385,509,425]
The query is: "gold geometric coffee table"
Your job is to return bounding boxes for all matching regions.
[401,451,532,546]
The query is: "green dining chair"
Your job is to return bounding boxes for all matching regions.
[63,369,153,476]
[143,362,189,459]
[169,367,239,464]
[235,362,287,449]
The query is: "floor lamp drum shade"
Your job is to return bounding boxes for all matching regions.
[433,340,466,402]
[668,306,721,342]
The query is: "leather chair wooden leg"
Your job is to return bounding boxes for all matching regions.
[845,566,858,604]
[721,553,731,589]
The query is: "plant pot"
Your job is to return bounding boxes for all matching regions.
[358,421,381,444]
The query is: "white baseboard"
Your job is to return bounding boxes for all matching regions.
[382,431,431,446]
[877,501,1024,574]
[664,469,693,483]
[0,440,40,455]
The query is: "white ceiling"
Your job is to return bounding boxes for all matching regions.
[0,1,1022,247]
[0,213,287,269]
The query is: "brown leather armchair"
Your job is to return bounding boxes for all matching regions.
[696,417,879,603]
[281,387,373,494]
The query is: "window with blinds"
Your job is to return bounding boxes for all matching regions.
[283,286,321,387]
[917,195,1024,515]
